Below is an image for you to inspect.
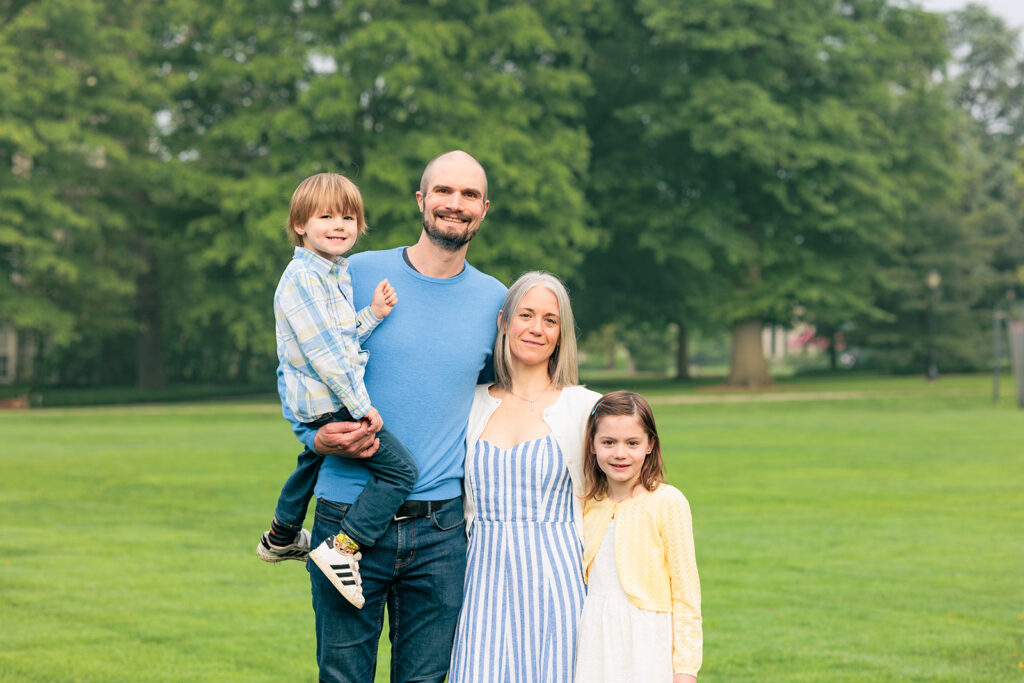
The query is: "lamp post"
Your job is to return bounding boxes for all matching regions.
[993,309,1004,403]
[926,269,941,381]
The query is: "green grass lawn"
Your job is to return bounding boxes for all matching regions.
[1,375,1022,681]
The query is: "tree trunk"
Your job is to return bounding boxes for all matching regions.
[727,318,773,387]
[675,323,690,381]
[235,345,252,383]
[136,250,166,390]
[15,329,36,384]
[829,333,839,371]
[604,338,616,369]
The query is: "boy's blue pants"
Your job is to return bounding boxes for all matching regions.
[273,407,418,547]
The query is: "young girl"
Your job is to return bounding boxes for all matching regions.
[574,391,702,683]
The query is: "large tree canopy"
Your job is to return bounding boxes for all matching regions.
[0,0,173,385]
[596,0,955,385]
[2,0,1021,388]
[150,0,599,385]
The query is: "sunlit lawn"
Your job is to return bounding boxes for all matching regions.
[1,375,1022,681]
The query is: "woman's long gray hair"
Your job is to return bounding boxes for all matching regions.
[493,271,579,390]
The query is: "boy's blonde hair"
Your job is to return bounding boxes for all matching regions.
[287,173,367,247]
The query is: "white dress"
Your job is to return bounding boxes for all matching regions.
[574,521,674,683]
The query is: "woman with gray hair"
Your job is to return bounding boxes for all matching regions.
[449,271,601,682]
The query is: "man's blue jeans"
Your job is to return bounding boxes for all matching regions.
[309,496,467,682]
[274,407,418,547]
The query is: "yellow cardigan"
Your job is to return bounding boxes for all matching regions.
[582,483,703,676]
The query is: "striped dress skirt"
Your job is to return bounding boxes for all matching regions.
[449,434,585,683]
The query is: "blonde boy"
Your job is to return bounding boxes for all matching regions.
[257,173,417,610]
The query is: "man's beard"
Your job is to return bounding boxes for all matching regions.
[422,212,479,251]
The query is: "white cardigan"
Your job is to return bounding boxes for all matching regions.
[463,383,602,540]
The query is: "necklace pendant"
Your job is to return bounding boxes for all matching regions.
[507,383,550,412]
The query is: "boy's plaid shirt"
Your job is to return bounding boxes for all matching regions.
[275,247,381,423]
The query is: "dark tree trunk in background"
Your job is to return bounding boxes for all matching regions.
[728,318,773,387]
[675,322,690,381]
[136,249,166,390]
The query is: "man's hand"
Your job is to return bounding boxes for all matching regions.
[369,279,397,319]
[363,407,383,434]
[313,420,379,459]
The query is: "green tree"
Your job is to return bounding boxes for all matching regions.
[601,0,954,386]
[575,0,728,381]
[0,0,170,386]
[849,5,1024,372]
[155,0,600,383]
[947,6,1024,308]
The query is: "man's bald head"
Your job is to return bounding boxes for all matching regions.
[419,150,488,201]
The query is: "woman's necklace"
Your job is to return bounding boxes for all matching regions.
[506,381,552,411]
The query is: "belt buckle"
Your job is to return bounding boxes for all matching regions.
[393,503,416,521]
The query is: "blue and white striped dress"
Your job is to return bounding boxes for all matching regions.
[449,434,585,683]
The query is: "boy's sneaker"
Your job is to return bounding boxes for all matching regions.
[310,536,365,609]
[257,528,311,563]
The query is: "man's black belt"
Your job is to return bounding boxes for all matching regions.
[393,497,459,521]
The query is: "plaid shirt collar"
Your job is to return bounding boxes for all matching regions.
[292,246,347,276]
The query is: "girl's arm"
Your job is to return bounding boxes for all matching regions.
[661,489,703,677]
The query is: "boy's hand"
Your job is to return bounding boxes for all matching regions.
[369,279,397,319]
[363,407,383,434]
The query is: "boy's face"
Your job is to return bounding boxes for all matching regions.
[293,207,358,260]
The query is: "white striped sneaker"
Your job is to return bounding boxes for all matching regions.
[310,537,365,609]
[257,528,311,562]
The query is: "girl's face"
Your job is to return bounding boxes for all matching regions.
[592,413,652,498]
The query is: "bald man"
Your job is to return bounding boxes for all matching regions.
[280,151,507,682]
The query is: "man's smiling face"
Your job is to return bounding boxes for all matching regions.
[416,155,489,251]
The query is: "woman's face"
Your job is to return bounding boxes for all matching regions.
[507,285,561,368]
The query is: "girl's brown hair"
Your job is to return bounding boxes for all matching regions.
[583,390,665,500]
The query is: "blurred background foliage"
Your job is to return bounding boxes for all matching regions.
[2,0,1023,394]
